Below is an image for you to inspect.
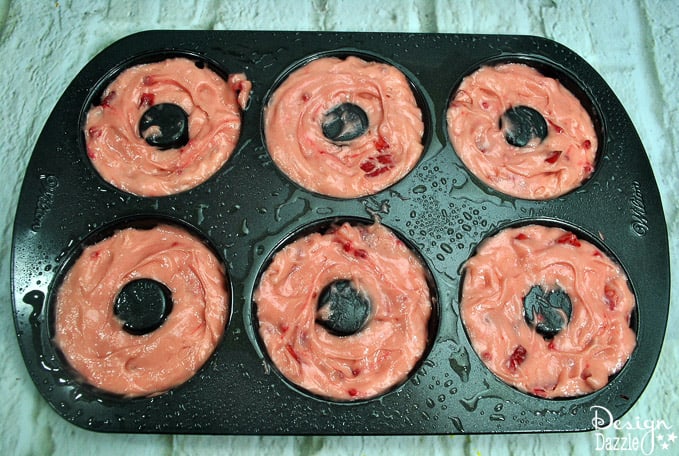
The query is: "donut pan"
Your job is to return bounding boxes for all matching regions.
[11,30,669,434]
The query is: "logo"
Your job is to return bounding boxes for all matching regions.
[591,405,675,454]
[31,174,59,232]
[629,180,649,236]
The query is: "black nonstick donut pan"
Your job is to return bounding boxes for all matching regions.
[11,30,670,434]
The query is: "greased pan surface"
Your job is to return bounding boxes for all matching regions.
[11,30,669,434]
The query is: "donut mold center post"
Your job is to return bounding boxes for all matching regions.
[499,105,548,148]
[138,102,190,150]
[316,279,371,337]
[523,285,572,339]
[113,278,174,336]
[321,102,369,143]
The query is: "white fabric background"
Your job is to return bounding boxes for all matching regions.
[1,1,676,455]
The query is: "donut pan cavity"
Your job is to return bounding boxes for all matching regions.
[11,31,669,434]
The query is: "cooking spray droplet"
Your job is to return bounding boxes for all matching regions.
[448,345,470,382]
[449,416,464,432]
[363,199,390,217]
[23,290,45,313]
[315,207,333,215]
[322,103,369,143]
[241,218,250,235]
[460,395,480,412]
[196,203,208,225]
[413,184,427,194]
[274,195,311,222]
[459,379,492,412]
[40,355,60,373]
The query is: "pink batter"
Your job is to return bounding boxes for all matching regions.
[54,225,229,397]
[460,225,636,398]
[255,222,432,400]
[447,63,597,199]
[264,56,424,198]
[85,57,251,197]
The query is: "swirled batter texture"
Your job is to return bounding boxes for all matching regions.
[460,225,636,398]
[54,225,229,397]
[264,56,424,198]
[255,222,432,400]
[84,57,251,197]
[447,63,597,199]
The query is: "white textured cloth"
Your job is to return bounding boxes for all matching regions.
[1,1,676,455]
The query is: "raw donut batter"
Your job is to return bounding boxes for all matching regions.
[264,56,424,198]
[84,57,251,197]
[255,222,432,400]
[447,63,597,199]
[54,224,229,397]
[460,224,636,398]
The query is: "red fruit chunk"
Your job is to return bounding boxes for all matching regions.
[556,233,581,247]
[353,248,368,259]
[583,163,594,174]
[286,344,301,364]
[138,92,155,108]
[604,284,619,311]
[100,91,116,108]
[545,150,562,164]
[532,388,547,397]
[374,136,390,152]
[360,160,376,173]
[507,345,527,371]
[360,153,395,178]
[88,127,102,139]
[366,166,391,178]
[334,237,368,259]
[376,154,393,165]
